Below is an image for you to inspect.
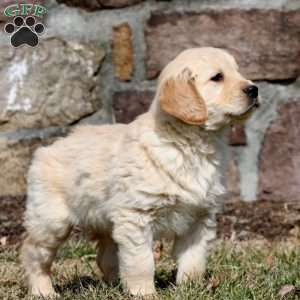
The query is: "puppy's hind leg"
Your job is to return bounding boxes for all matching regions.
[21,191,72,298]
[96,236,119,283]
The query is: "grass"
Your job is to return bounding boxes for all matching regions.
[1,239,300,300]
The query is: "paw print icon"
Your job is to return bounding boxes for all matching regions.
[4,16,45,48]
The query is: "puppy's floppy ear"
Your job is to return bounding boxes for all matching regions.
[159,77,207,125]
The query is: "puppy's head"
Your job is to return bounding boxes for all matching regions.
[157,47,259,130]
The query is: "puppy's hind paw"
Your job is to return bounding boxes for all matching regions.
[31,288,60,299]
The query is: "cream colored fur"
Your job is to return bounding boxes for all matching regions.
[21,47,257,297]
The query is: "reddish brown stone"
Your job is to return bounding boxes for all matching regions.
[100,0,144,7]
[56,0,101,10]
[112,23,134,81]
[113,90,154,123]
[57,0,144,10]
[229,124,247,146]
[145,9,300,80]
[258,101,300,202]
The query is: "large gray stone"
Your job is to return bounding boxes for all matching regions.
[0,38,105,132]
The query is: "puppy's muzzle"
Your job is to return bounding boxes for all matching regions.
[243,84,260,109]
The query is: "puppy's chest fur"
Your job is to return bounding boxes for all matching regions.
[111,127,225,236]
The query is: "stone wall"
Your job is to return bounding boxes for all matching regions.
[0,0,299,202]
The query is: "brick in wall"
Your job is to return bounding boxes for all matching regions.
[145,9,300,80]
[258,101,300,202]
[112,23,134,81]
[56,0,144,10]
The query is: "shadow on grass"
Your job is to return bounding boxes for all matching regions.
[155,269,177,289]
[56,270,177,295]
[56,276,105,294]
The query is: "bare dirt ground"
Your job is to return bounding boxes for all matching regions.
[217,199,300,241]
[0,196,26,246]
[1,196,300,247]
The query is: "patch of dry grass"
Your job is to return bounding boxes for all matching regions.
[1,239,300,300]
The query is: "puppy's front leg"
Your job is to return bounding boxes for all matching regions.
[113,221,156,296]
[174,217,217,284]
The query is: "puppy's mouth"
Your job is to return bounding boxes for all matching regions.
[229,98,260,121]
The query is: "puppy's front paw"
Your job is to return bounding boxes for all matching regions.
[126,282,156,297]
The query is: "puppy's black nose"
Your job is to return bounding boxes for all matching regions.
[243,85,258,99]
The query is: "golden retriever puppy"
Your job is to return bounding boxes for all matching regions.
[21,47,259,297]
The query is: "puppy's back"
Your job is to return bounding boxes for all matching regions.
[27,123,128,201]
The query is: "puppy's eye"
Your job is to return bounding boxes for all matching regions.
[210,73,224,82]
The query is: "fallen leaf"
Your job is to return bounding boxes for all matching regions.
[0,236,7,246]
[207,273,225,290]
[266,254,274,267]
[289,226,300,238]
[153,240,163,262]
[278,284,296,299]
